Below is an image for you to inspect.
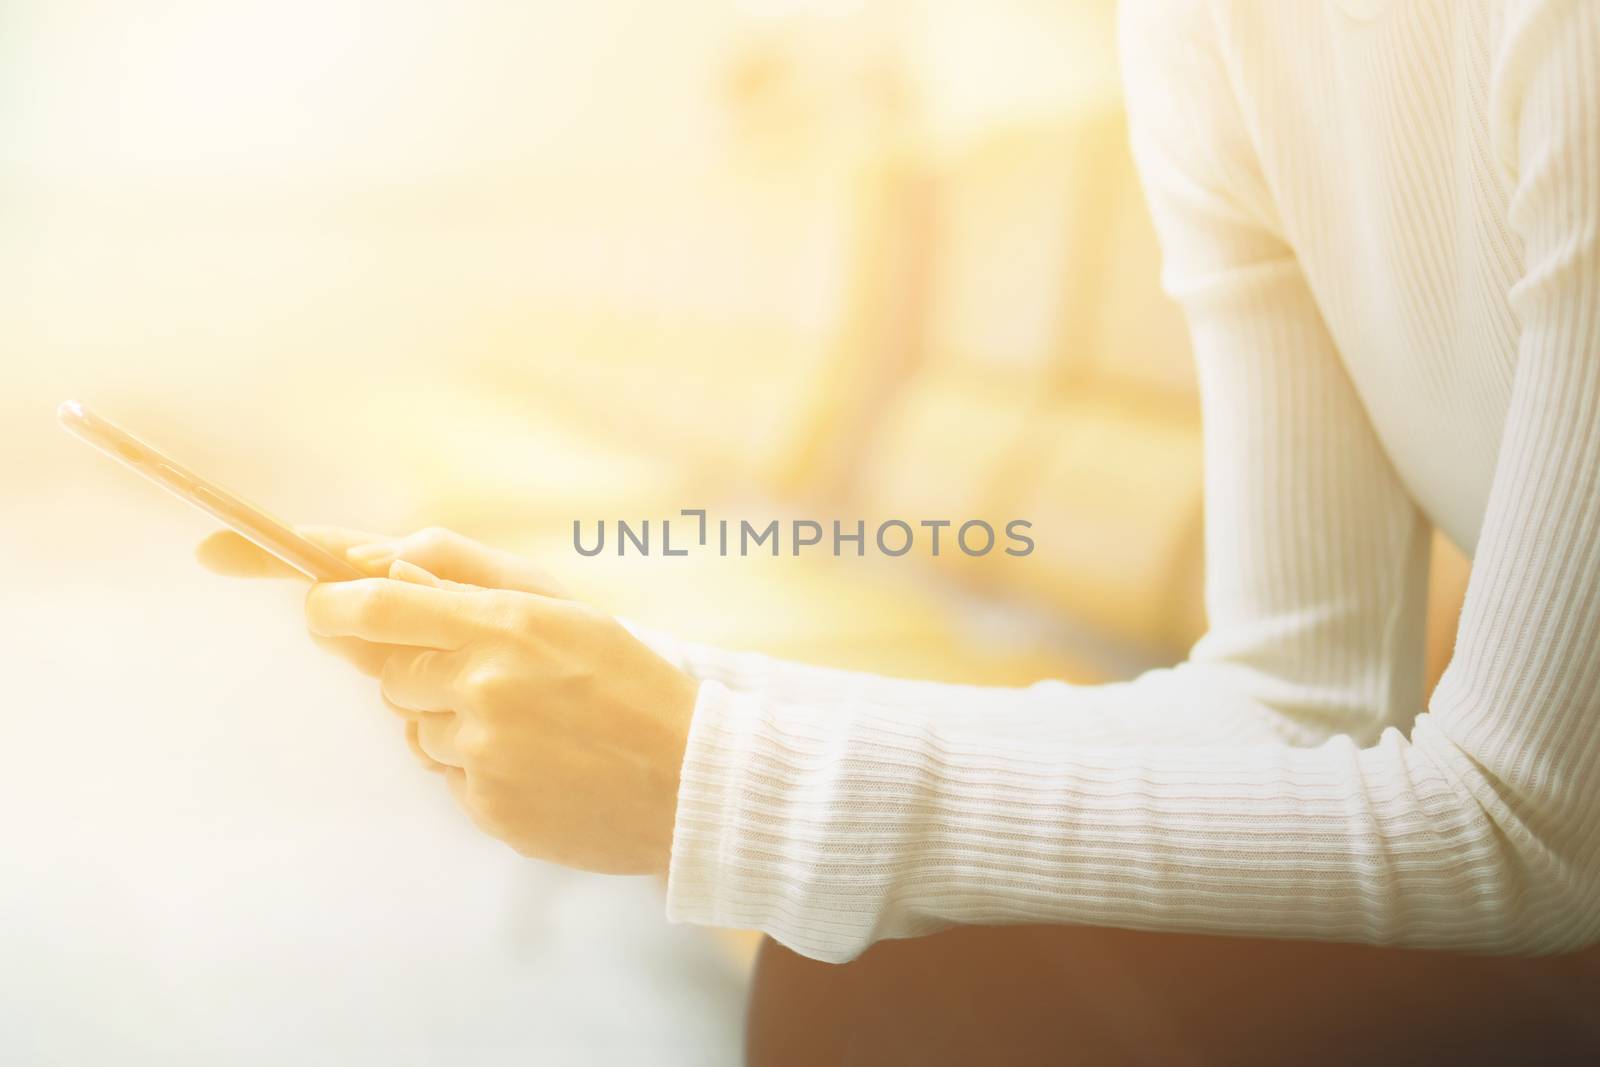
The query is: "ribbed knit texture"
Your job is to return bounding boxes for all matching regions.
[640,0,1600,963]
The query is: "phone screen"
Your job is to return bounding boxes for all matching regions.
[58,400,365,581]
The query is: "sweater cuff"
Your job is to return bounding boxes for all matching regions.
[662,679,887,963]
[662,680,768,933]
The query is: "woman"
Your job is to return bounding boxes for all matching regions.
[205,0,1600,1060]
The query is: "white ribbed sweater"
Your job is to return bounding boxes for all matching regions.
[641,0,1600,963]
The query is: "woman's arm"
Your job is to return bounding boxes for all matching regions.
[659,0,1600,962]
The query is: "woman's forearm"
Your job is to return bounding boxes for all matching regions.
[664,680,1598,964]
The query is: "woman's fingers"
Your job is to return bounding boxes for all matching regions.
[443,766,499,837]
[414,712,463,767]
[305,578,481,649]
[384,643,462,772]
[404,720,450,773]
[444,766,477,822]
[381,646,461,713]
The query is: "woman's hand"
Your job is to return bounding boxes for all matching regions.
[199,526,699,875]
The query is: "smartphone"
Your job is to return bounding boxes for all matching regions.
[58,400,365,581]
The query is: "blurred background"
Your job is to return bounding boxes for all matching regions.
[0,1,1470,1063]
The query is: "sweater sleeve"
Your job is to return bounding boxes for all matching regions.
[660,0,1600,963]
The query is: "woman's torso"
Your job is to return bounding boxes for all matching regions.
[1213,0,1527,556]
